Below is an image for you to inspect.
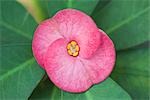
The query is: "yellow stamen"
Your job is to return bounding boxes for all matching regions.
[67,43,71,49]
[73,52,79,57]
[75,45,79,52]
[67,40,80,57]
[67,50,73,55]
[71,41,77,46]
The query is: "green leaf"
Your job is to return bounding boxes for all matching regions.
[111,46,149,99]
[45,0,99,17]
[30,77,131,100]
[92,0,150,50]
[17,0,49,23]
[0,1,44,99]
[29,75,54,99]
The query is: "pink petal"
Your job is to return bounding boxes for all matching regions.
[45,39,93,92]
[79,30,115,84]
[32,9,115,93]
[53,9,100,58]
[32,19,63,68]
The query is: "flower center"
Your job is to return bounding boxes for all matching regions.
[67,40,80,57]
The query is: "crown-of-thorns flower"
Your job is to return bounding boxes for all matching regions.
[32,9,115,93]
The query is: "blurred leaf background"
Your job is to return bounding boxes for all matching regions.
[0,0,149,100]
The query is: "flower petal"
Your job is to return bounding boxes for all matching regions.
[52,9,100,58]
[32,19,63,68]
[79,30,116,84]
[44,39,93,92]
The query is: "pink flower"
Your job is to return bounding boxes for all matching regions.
[32,9,115,93]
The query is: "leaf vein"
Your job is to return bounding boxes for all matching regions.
[107,6,150,34]
[1,43,31,47]
[0,58,34,81]
[0,21,32,39]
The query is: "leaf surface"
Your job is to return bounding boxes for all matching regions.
[45,0,99,17]
[92,0,150,50]
[111,46,149,100]
[30,77,131,100]
[17,0,49,23]
[0,1,44,99]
